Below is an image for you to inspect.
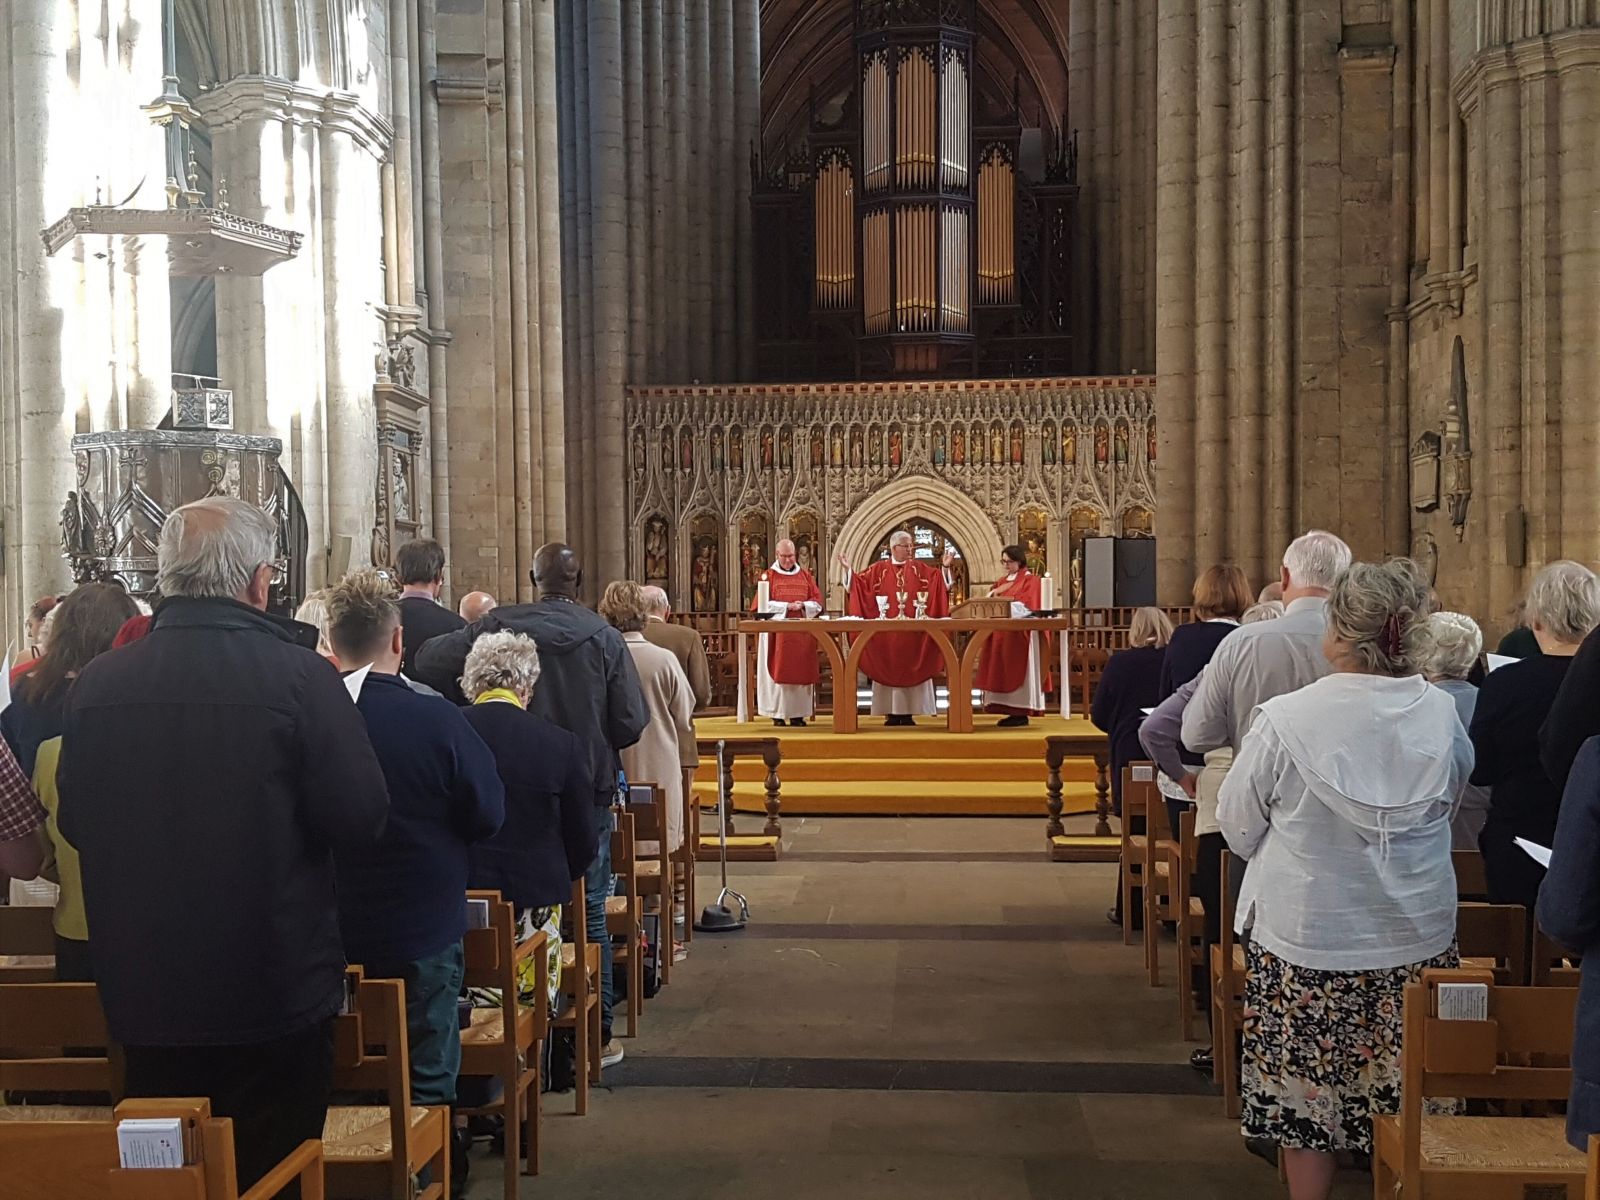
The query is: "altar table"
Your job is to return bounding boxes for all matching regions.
[734,616,1076,734]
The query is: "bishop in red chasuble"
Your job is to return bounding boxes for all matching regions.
[752,539,824,725]
[842,530,951,726]
[974,544,1050,726]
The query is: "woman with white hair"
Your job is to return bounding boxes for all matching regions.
[1219,559,1469,1199]
[1471,560,1600,906]
[1423,611,1491,849]
[293,589,335,660]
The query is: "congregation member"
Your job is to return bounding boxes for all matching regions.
[1498,600,1541,660]
[973,543,1047,727]
[0,737,45,884]
[1181,530,1351,763]
[293,588,336,659]
[1092,606,1171,926]
[416,541,649,1066]
[1422,611,1492,849]
[8,594,60,688]
[1471,560,1600,906]
[838,533,951,726]
[459,590,498,624]
[1540,582,1600,791]
[4,582,139,776]
[461,630,596,947]
[1161,564,1250,698]
[1535,733,1600,1153]
[641,585,712,710]
[325,569,505,1115]
[751,540,823,727]
[641,585,710,834]
[602,581,696,959]
[396,537,465,675]
[1139,600,1284,1078]
[1218,559,1469,1200]
[58,497,390,1193]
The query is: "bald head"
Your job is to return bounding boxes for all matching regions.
[459,590,498,623]
[531,542,581,597]
[641,585,671,617]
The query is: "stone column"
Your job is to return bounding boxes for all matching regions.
[1481,60,1523,622]
[418,0,452,560]
[1092,0,1115,370]
[711,0,737,378]
[503,0,536,581]
[687,0,712,381]
[666,0,691,382]
[1266,2,1294,559]
[624,1,648,383]
[645,0,668,378]
[1428,0,1450,275]
[321,99,391,573]
[1386,0,1415,558]
[1556,49,1600,560]
[733,0,759,378]
[588,0,629,583]
[1231,0,1267,584]
[1154,0,1197,600]
[532,0,567,538]
[1191,0,1226,569]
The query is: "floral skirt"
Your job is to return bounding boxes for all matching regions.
[1240,939,1459,1153]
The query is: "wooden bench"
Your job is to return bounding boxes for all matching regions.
[1372,968,1584,1197]
[552,878,602,1115]
[0,1097,324,1200]
[0,904,56,983]
[1118,767,1152,948]
[1173,807,1206,1041]
[1209,851,1246,1119]
[0,980,117,1104]
[1457,903,1531,986]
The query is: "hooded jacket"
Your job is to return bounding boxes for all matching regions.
[1217,671,1472,971]
[413,597,649,805]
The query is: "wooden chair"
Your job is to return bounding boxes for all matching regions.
[606,809,645,1038]
[0,980,118,1107]
[1118,766,1155,948]
[323,975,449,1200]
[677,765,697,945]
[1457,903,1532,985]
[1454,849,1490,901]
[459,891,549,1196]
[1072,646,1109,716]
[0,904,56,982]
[1533,928,1583,988]
[1588,1134,1599,1200]
[1209,850,1247,1120]
[551,877,602,1115]
[0,1097,324,1200]
[629,783,675,986]
[1372,967,1584,1198]
[1142,785,1178,986]
[1173,807,1206,1040]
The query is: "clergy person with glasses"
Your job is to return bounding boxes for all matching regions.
[753,539,824,727]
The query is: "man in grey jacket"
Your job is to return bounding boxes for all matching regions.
[415,542,648,1062]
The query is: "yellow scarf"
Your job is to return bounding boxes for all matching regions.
[472,687,525,709]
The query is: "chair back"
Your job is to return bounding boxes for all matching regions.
[1456,903,1531,985]
[1453,849,1489,901]
[0,904,57,981]
[463,890,551,1042]
[1217,850,1240,992]
[627,783,672,896]
[329,975,412,1200]
[1533,927,1584,988]
[0,981,117,1094]
[612,809,641,920]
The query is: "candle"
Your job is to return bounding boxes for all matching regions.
[1041,573,1054,610]
[757,578,770,613]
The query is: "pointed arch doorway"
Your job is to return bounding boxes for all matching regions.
[833,475,1004,598]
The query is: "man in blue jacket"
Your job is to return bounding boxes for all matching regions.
[325,569,505,1116]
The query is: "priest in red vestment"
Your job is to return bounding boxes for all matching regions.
[839,531,952,726]
[975,544,1050,726]
[752,539,824,726]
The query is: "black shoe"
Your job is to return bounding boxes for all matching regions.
[997,714,1029,727]
[885,715,910,727]
[789,717,806,727]
[450,1126,472,1193]
[1189,1047,1214,1076]
[1106,906,1121,927]
[1244,1137,1278,1167]
[773,718,785,728]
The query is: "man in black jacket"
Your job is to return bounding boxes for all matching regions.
[414,542,648,1061]
[59,497,390,1193]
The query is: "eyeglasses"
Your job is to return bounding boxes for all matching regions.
[261,559,288,586]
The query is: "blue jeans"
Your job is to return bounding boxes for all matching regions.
[583,810,615,1040]
[366,940,466,1107]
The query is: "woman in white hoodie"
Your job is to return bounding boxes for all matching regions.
[1218,559,1472,1200]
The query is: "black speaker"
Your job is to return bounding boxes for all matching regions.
[1113,538,1157,607]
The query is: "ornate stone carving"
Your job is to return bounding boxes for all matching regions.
[1443,336,1473,541]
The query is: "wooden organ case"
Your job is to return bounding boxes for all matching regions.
[754,0,1080,381]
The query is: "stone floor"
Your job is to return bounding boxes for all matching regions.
[462,816,1368,1198]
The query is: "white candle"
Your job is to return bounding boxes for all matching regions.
[1041,573,1054,610]
[757,577,770,612]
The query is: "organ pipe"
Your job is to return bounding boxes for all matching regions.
[814,154,854,309]
[977,151,1015,304]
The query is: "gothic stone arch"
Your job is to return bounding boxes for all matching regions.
[834,474,1005,585]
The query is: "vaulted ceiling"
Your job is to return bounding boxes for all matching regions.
[759,0,1070,161]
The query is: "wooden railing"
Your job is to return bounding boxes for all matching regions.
[673,606,1194,714]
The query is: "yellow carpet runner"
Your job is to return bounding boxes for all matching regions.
[691,713,1105,818]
